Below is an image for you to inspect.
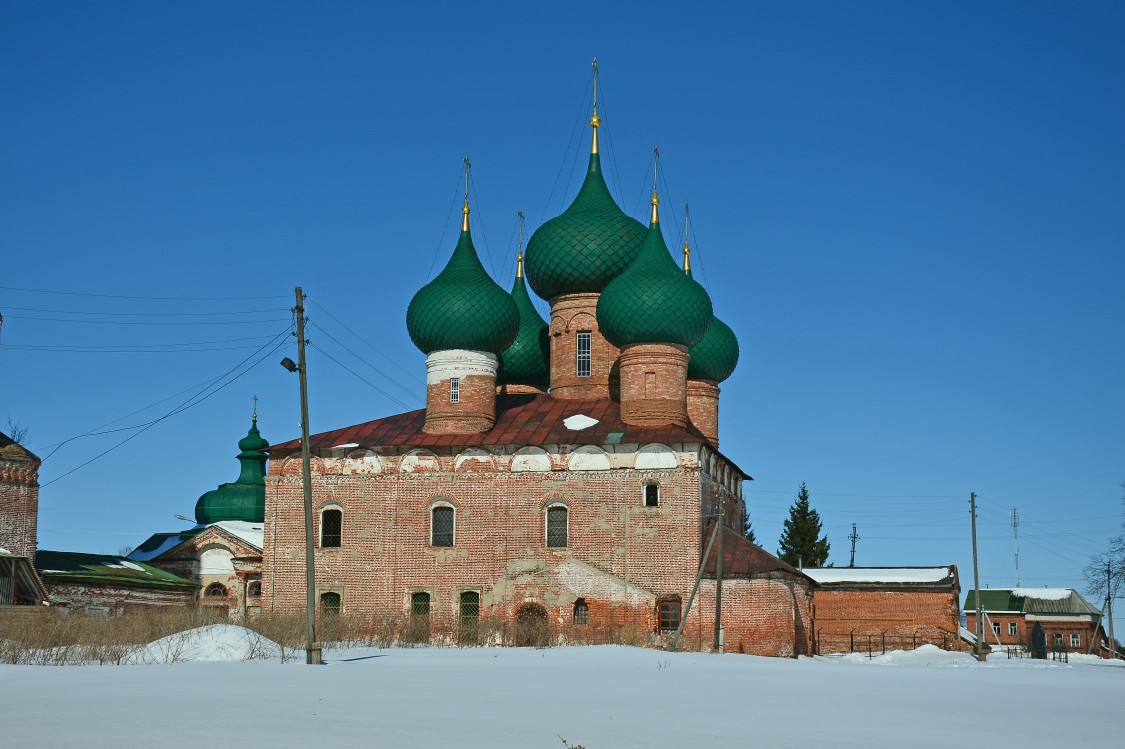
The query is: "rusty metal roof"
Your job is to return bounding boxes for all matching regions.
[701,521,810,581]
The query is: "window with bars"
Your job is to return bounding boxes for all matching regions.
[204,583,227,597]
[409,591,431,642]
[320,592,341,619]
[247,581,262,597]
[576,332,592,377]
[320,508,342,548]
[644,483,659,507]
[432,505,455,547]
[1008,622,1017,636]
[657,596,681,635]
[546,504,568,548]
[573,597,588,625]
[450,377,460,403]
[459,591,480,644]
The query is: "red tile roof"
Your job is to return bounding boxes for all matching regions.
[271,393,709,456]
[702,521,810,581]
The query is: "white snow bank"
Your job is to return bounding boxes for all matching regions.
[1010,587,1072,600]
[804,567,952,584]
[131,624,280,664]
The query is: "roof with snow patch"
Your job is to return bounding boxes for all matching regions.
[804,566,958,588]
[963,588,1100,616]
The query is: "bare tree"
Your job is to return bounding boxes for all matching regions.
[1084,481,1125,604]
[4,417,30,445]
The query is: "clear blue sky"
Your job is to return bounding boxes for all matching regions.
[2,3,1122,612]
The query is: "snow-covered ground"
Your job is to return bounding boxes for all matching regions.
[1,626,1121,748]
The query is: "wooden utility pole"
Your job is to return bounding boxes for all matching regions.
[670,519,721,652]
[970,491,986,662]
[714,495,724,652]
[1108,560,1116,659]
[295,287,321,665]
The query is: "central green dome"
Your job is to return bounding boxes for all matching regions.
[194,419,268,524]
[524,152,646,301]
[497,260,550,389]
[406,217,519,356]
[597,204,714,349]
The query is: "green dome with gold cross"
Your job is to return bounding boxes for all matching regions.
[682,244,739,382]
[194,418,268,524]
[497,252,550,389]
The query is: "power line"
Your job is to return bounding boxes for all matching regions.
[0,305,290,317]
[308,299,423,385]
[307,321,422,402]
[308,342,417,411]
[2,314,289,326]
[0,285,289,300]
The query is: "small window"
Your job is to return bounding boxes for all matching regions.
[644,483,659,507]
[1053,633,1063,647]
[320,592,341,619]
[576,331,592,377]
[573,597,588,625]
[321,508,342,548]
[247,581,262,597]
[992,622,1000,636]
[459,591,480,644]
[205,583,228,597]
[546,504,568,548]
[409,591,431,642]
[450,377,460,403]
[1008,622,1017,636]
[1071,633,1081,648]
[657,596,681,635]
[431,505,455,547]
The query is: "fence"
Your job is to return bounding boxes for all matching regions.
[815,628,960,656]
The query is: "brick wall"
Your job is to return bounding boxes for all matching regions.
[965,613,1108,656]
[0,457,39,563]
[686,380,720,447]
[549,293,619,399]
[618,343,690,427]
[815,588,962,653]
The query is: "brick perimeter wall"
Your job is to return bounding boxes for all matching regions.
[815,588,961,653]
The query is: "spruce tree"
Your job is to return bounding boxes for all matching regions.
[743,507,756,545]
[777,482,830,567]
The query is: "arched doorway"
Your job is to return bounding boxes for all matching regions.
[515,603,549,647]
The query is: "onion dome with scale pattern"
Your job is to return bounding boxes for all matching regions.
[683,243,739,383]
[597,193,713,349]
[497,251,550,389]
[406,201,519,356]
[524,113,645,301]
[194,418,269,524]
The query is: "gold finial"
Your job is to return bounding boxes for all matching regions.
[650,145,660,223]
[590,57,601,154]
[462,156,471,231]
[683,201,691,272]
[516,209,525,279]
[252,394,258,421]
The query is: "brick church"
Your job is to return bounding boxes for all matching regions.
[262,99,820,656]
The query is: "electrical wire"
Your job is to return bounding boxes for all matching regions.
[538,78,592,228]
[0,285,289,301]
[307,321,423,402]
[0,305,290,317]
[308,342,417,411]
[2,314,289,326]
[308,299,423,385]
[424,168,467,282]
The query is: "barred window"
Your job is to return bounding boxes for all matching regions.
[205,583,227,597]
[576,332,592,377]
[459,591,480,644]
[546,504,568,548]
[321,508,342,548]
[657,595,681,635]
[320,592,341,619]
[432,505,455,547]
[573,597,588,625]
[644,483,659,507]
[409,591,431,642]
[450,377,460,403]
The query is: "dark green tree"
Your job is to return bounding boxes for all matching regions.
[777,482,830,567]
[742,505,756,545]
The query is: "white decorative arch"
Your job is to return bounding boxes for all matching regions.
[454,448,495,472]
[635,443,678,470]
[568,445,611,471]
[400,449,440,473]
[511,446,552,472]
[198,545,235,575]
[343,449,383,475]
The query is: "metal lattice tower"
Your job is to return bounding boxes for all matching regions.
[1011,507,1021,587]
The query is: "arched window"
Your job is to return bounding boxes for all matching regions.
[409,591,431,642]
[320,508,342,548]
[546,503,568,548]
[247,581,262,597]
[643,482,660,507]
[204,583,228,597]
[459,591,480,644]
[320,592,341,619]
[657,595,682,635]
[431,504,455,547]
[573,597,588,625]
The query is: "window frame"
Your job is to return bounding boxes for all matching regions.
[643,482,660,508]
[573,597,588,626]
[1053,633,1063,647]
[546,502,569,548]
[1071,633,1081,648]
[657,595,682,635]
[320,591,341,619]
[431,503,455,547]
[576,331,592,377]
[409,591,431,642]
[459,590,480,644]
[992,622,1001,636]
[450,377,460,404]
[247,580,262,597]
[1008,622,1017,636]
[204,582,228,598]
[320,506,343,548]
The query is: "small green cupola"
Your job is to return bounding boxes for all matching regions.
[194,418,268,524]
[498,219,550,389]
[524,73,645,301]
[682,222,739,382]
[406,186,519,355]
[597,186,713,349]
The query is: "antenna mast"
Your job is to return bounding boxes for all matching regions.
[848,523,860,567]
[1011,507,1021,587]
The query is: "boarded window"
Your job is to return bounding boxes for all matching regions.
[576,332,592,377]
[409,591,431,642]
[459,591,480,644]
[644,483,659,507]
[546,505,568,548]
[573,597,588,625]
[657,596,681,635]
[321,508,342,548]
[432,506,454,547]
[450,377,460,403]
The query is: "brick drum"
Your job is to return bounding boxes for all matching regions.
[618,343,690,427]
[0,446,40,563]
[686,380,720,447]
[549,292,619,399]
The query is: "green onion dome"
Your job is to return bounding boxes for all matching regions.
[524,151,646,301]
[194,419,268,524]
[406,206,519,355]
[597,198,714,348]
[682,252,739,382]
[497,256,550,389]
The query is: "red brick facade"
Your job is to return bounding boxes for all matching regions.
[815,588,962,653]
[549,293,619,399]
[0,445,40,564]
[965,612,1109,656]
[145,526,264,620]
[686,380,720,447]
[618,343,690,428]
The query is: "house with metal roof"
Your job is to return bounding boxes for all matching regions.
[964,588,1111,657]
[35,550,197,615]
